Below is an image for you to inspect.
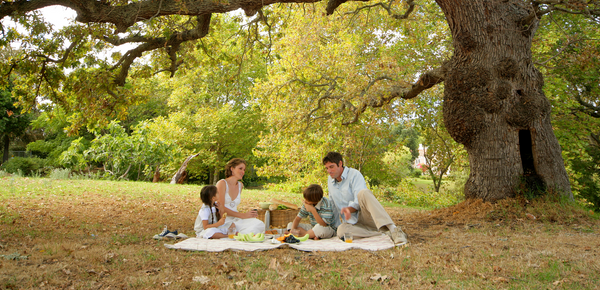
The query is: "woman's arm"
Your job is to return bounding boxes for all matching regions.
[240,182,258,219]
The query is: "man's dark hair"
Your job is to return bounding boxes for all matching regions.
[322,152,344,166]
[303,184,324,203]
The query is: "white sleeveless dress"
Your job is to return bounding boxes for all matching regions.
[194,204,229,239]
[223,180,265,235]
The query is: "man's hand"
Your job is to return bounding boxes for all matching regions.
[340,207,354,221]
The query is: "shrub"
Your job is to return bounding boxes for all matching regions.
[410,168,422,178]
[49,168,71,180]
[0,157,47,176]
[373,179,463,209]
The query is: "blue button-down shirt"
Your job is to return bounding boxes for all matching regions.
[327,166,367,224]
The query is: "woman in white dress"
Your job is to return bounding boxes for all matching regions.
[216,158,265,235]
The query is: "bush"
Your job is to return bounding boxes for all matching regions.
[410,168,422,178]
[49,168,71,180]
[373,179,463,209]
[0,157,47,176]
[265,179,306,194]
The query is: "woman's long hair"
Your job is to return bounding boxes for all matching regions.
[225,158,247,178]
[200,185,220,224]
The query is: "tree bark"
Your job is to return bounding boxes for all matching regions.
[212,166,220,185]
[170,153,200,184]
[1,134,9,164]
[153,165,160,183]
[436,0,572,201]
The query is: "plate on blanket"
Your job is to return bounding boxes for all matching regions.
[242,240,266,243]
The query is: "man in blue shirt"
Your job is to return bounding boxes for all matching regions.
[323,152,408,246]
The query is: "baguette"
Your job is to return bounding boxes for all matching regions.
[270,199,299,210]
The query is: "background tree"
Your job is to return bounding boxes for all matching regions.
[0,86,31,163]
[2,0,598,201]
[535,12,600,208]
[414,87,467,193]
[26,107,92,166]
[66,121,174,180]
[150,105,264,184]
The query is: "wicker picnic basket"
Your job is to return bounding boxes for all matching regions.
[257,209,299,228]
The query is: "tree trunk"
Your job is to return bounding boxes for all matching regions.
[212,166,220,185]
[170,153,200,184]
[153,165,160,182]
[436,0,572,201]
[1,134,9,164]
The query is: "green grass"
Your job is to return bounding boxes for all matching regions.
[408,177,435,192]
[0,177,305,207]
[1,176,599,289]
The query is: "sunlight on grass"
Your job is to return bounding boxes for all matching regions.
[0,176,598,289]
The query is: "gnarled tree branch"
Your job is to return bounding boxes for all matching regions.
[342,64,447,125]
[105,13,212,85]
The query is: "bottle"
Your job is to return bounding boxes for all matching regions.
[264,210,270,232]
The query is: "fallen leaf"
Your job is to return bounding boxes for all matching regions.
[268,258,279,271]
[493,277,509,283]
[453,266,463,273]
[192,276,210,284]
[235,280,247,286]
[553,279,567,286]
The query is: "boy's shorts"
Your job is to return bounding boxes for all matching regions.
[286,222,336,239]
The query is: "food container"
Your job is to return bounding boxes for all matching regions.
[257,209,299,228]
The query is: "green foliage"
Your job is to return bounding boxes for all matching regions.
[0,86,33,162]
[60,121,175,180]
[373,179,462,209]
[535,13,600,209]
[26,108,88,166]
[413,87,468,192]
[253,2,445,186]
[0,157,46,176]
[149,104,265,183]
[48,168,71,180]
[379,146,414,185]
[570,138,600,211]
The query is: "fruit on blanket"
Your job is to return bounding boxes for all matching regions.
[248,233,264,242]
[233,233,246,241]
[284,235,300,244]
[298,234,309,242]
[233,232,264,242]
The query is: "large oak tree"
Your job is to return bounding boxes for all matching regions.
[2,0,597,201]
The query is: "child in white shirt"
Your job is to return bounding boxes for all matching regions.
[194,185,233,239]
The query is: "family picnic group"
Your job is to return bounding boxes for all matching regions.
[191,152,408,246]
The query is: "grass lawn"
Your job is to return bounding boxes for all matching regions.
[1,177,599,289]
[407,177,435,192]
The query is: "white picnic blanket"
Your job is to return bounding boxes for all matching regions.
[165,234,395,252]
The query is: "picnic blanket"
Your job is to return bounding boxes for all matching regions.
[165,234,395,252]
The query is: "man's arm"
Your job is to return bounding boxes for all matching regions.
[348,168,367,210]
[340,206,357,221]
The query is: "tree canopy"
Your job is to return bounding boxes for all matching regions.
[2,0,600,202]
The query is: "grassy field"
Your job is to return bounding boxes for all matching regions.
[1,177,599,289]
